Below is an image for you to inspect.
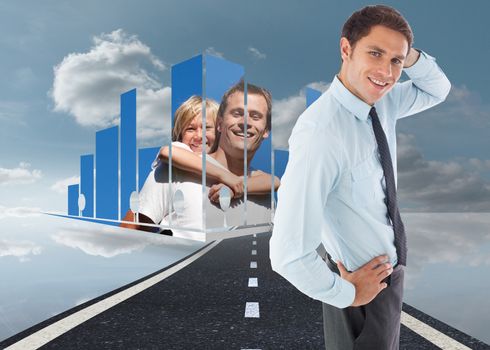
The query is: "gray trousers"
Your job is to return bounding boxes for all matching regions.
[322,260,404,350]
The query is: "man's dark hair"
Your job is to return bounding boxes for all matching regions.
[342,5,413,53]
[209,80,272,153]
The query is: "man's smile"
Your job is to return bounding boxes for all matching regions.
[231,129,255,138]
[368,76,390,88]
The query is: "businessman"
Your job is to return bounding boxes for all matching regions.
[270,5,450,349]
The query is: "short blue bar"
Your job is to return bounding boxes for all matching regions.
[68,184,79,216]
[80,154,94,217]
[251,135,272,174]
[306,87,322,107]
[274,149,289,180]
[96,126,119,220]
[120,89,137,219]
[274,149,289,203]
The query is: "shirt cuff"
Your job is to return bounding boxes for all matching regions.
[325,273,356,308]
[403,50,436,79]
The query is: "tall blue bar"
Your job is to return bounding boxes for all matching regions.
[96,126,119,220]
[251,135,272,173]
[68,184,79,216]
[120,89,137,219]
[274,149,289,180]
[80,154,94,217]
[171,55,203,121]
[138,147,161,191]
[274,149,289,202]
[205,55,244,101]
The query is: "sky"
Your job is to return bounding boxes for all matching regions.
[0,1,490,343]
[1,0,490,215]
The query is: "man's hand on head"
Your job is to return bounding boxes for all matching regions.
[337,255,393,307]
[403,48,421,68]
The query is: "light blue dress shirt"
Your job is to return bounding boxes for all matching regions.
[270,51,451,308]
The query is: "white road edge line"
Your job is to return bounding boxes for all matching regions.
[248,278,258,287]
[244,302,260,318]
[5,240,222,350]
[401,311,471,350]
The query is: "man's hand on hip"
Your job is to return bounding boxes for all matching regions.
[337,255,393,307]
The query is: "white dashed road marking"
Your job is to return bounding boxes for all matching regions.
[248,278,258,287]
[250,261,257,268]
[244,302,260,318]
[251,250,257,255]
[252,240,256,245]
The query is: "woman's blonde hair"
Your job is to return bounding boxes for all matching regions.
[172,96,219,142]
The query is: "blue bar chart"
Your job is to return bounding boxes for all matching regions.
[64,53,287,238]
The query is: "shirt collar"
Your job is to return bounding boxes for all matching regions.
[329,75,372,122]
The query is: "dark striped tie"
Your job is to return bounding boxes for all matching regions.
[369,107,407,266]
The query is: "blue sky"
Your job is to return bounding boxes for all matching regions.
[1,0,490,214]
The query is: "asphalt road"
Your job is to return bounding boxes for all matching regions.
[1,232,488,350]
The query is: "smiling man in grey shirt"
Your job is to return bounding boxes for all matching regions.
[270,5,450,349]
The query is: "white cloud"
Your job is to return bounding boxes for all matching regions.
[0,239,43,262]
[467,158,490,171]
[403,213,490,287]
[248,46,266,60]
[50,175,80,195]
[204,47,224,58]
[0,206,42,219]
[137,86,171,146]
[51,29,170,145]
[397,133,490,212]
[51,225,195,258]
[306,81,330,93]
[0,162,42,185]
[272,81,329,149]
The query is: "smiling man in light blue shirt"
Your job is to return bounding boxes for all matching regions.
[270,5,450,350]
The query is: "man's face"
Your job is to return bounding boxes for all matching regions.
[217,91,269,158]
[340,25,408,105]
